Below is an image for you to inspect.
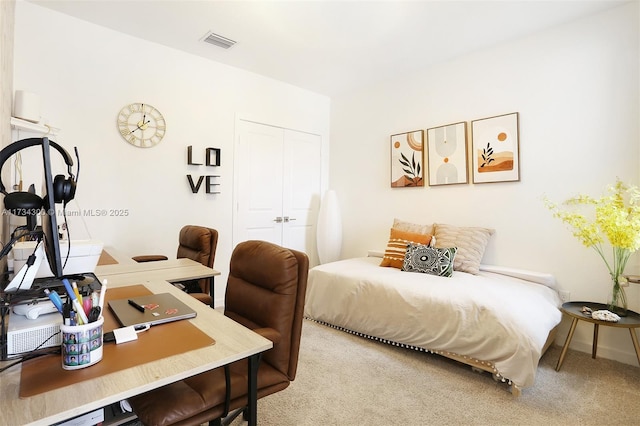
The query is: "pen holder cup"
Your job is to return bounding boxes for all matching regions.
[60,316,104,370]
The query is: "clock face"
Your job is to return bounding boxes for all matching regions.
[117,103,166,148]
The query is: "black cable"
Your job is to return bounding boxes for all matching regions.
[0,227,43,261]
[74,146,80,184]
[0,357,25,372]
[61,207,71,270]
[32,329,61,351]
[0,331,61,373]
[12,236,43,293]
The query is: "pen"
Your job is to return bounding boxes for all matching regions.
[83,298,92,317]
[63,301,71,326]
[88,306,101,323]
[91,290,99,308]
[98,279,107,312]
[72,281,83,305]
[45,289,64,314]
[86,280,108,323]
[63,278,89,325]
[128,299,145,313]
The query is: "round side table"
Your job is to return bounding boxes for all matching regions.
[555,301,640,371]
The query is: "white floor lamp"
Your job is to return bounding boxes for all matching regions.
[316,189,342,264]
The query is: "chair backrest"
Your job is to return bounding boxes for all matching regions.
[224,240,309,380]
[176,225,219,293]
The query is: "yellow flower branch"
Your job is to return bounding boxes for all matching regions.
[544,179,640,311]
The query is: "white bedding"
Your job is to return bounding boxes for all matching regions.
[304,256,562,388]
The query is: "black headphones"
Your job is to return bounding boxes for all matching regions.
[0,138,77,216]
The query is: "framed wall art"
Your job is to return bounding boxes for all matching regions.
[426,121,468,186]
[390,130,424,187]
[471,112,520,183]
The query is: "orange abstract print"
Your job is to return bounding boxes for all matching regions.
[391,130,424,187]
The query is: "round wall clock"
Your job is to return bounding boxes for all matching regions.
[117,103,166,148]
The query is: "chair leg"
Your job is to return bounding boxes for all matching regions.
[209,276,215,308]
[210,365,231,426]
[221,408,244,426]
[222,365,231,418]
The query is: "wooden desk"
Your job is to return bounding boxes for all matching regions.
[99,246,137,265]
[555,301,640,371]
[96,257,213,276]
[96,255,221,303]
[0,279,272,426]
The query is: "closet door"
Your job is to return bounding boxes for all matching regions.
[236,121,284,244]
[235,120,321,259]
[282,129,321,254]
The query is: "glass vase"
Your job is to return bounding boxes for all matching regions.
[607,278,628,316]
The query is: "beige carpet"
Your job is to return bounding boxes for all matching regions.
[229,319,640,426]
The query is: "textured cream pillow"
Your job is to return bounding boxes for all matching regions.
[392,218,434,236]
[380,228,433,269]
[433,223,495,274]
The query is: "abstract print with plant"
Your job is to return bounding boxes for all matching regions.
[391,130,424,187]
[477,132,513,173]
[480,142,495,168]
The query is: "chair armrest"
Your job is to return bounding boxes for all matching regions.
[253,327,282,344]
[132,255,169,263]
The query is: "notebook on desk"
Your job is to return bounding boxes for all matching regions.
[108,293,197,327]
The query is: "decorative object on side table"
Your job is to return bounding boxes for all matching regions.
[555,301,640,371]
[545,179,640,316]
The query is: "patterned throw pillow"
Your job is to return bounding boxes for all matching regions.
[380,228,433,269]
[402,243,457,277]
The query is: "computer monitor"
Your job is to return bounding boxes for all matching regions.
[40,138,64,278]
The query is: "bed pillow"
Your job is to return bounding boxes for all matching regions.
[380,228,433,269]
[434,223,494,275]
[402,243,457,277]
[392,218,434,236]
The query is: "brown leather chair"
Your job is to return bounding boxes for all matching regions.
[128,240,309,426]
[133,225,218,306]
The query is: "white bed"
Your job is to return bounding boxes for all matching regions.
[304,253,562,395]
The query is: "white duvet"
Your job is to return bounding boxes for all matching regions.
[304,256,562,388]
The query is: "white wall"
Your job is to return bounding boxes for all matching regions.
[330,3,639,364]
[12,1,640,366]
[12,1,330,306]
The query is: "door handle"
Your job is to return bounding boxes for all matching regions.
[274,217,283,223]
[283,216,296,222]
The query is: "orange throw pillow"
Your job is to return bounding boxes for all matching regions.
[380,228,433,269]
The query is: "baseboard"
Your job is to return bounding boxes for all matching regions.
[553,321,639,366]
[564,339,639,366]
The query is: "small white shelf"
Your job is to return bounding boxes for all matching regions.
[10,117,60,135]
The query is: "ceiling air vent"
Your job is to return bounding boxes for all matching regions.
[201,31,236,49]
